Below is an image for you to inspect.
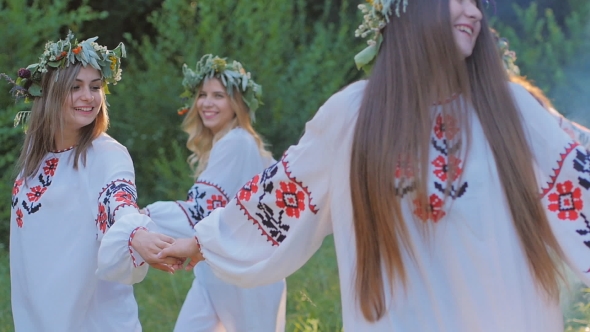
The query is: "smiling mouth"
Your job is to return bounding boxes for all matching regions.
[455,25,473,36]
[74,107,93,112]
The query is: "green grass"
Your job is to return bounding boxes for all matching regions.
[3,237,590,332]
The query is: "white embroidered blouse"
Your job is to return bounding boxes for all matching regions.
[191,81,590,331]
[10,134,154,332]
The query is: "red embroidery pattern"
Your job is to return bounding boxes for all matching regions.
[15,208,24,228]
[409,113,468,222]
[128,227,148,267]
[179,181,230,227]
[541,141,579,197]
[12,157,60,228]
[96,179,139,233]
[236,155,317,246]
[413,194,447,222]
[282,156,318,213]
[547,180,583,221]
[238,175,260,201]
[207,194,227,210]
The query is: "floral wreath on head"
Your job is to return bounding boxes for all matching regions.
[490,28,520,77]
[354,0,408,72]
[354,0,491,72]
[177,54,263,122]
[1,31,126,126]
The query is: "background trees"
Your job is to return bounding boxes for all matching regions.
[0,0,588,248]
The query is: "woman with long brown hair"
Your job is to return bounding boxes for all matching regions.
[102,54,286,331]
[4,32,176,331]
[157,0,590,330]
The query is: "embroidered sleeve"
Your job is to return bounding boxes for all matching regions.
[540,142,590,285]
[192,86,360,288]
[512,83,590,286]
[145,129,264,239]
[93,141,156,284]
[145,181,229,239]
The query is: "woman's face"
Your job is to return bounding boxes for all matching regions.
[196,78,236,135]
[62,66,103,136]
[449,0,483,59]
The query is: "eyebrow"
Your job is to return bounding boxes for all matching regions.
[75,78,102,82]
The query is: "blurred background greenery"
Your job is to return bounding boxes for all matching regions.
[1,0,590,331]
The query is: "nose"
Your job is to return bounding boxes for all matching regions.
[80,87,94,101]
[465,1,482,20]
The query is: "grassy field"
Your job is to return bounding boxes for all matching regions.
[2,236,590,331]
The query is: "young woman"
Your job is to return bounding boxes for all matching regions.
[159,0,590,330]
[6,32,176,331]
[103,54,286,331]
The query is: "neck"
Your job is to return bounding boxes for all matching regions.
[54,130,79,151]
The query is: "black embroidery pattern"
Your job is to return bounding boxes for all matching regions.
[96,179,138,233]
[181,181,229,226]
[236,156,317,246]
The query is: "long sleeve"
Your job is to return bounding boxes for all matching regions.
[193,82,365,288]
[511,83,590,285]
[92,137,156,284]
[545,107,590,150]
[145,128,270,239]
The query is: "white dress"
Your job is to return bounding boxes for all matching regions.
[10,134,155,332]
[191,81,590,331]
[112,127,287,332]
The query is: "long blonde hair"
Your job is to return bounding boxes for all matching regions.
[182,77,271,177]
[16,64,109,180]
[350,0,564,321]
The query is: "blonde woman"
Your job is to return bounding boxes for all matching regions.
[105,54,286,332]
[159,0,590,330]
[4,32,176,332]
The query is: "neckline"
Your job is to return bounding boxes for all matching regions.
[433,93,460,106]
[50,145,76,153]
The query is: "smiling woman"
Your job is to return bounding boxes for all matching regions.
[2,32,178,332]
[100,54,286,332]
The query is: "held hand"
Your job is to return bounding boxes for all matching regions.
[157,237,204,271]
[131,229,182,273]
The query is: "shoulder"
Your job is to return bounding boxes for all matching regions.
[213,127,258,153]
[322,80,366,117]
[88,133,133,167]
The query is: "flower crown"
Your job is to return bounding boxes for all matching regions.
[2,31,126,102]
[177,54,262,121]
[354,0,408,71]
[490,29,520,76]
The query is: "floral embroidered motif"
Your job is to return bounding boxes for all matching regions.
[12,157,60,227]
[548,180,583,221]
[413,194,446,222]
[179,181,230,227]
[206,194,227,210]
[43,158,58,176]
[15,208,24,228]
[96,179,139,233]
[432,155,462,182]
[12,179,23,196]
[408,112,468,222]
[434,113,459,140]
[236,156,317,246]
[275,181,306,218]
[238,175,259,201]
[26,186,47,203]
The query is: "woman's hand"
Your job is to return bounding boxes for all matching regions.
[131,229,182,273]
[157,237,204,271]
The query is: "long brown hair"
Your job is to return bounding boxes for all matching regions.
[16,64,109,180]
[350,0,564,321]
[182,77,271,177]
